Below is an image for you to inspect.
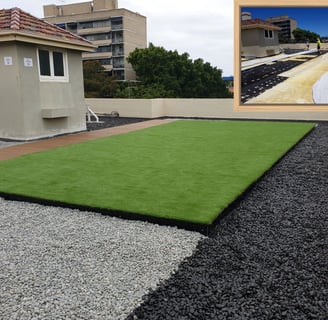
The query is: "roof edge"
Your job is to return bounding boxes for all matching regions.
[0,31,96,51]
[241,24,281,31]
[0,7,95,49]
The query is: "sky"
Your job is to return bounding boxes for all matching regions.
[1,0,234,76]
[242,7,328,37]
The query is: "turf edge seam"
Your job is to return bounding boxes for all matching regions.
[206,123,318,237]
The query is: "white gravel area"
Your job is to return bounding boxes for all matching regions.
[0,197,204,320]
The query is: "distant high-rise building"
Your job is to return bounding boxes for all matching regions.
[43,0,147,81]
[266,15,297,40]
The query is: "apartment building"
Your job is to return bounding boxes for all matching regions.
[43,0,147,81]
[266,15,297,40]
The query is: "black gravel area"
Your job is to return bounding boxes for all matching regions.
[241,53,320,103]
[126,122,328,320]
[86,115,149,131]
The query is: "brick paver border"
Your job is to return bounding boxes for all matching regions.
[0,119,174,161]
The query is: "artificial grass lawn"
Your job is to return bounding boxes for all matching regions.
[0,120,314,224]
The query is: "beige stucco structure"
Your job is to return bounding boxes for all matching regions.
[0,8,95,140]
[43,0,147,81]
[241,16,281,58]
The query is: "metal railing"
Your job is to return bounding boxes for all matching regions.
[86,105,99,122]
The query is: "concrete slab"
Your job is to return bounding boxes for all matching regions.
[245,53,328,104]
[241,49,317,70]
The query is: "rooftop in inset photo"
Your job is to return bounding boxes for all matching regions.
[240,6,328,105]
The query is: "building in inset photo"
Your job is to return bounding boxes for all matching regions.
[266,15,297,41]
[241,12,281,58]
[239,6,328,105]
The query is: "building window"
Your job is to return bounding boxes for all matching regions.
[264,30,274,39]
[66,22,78,33]
[113,69,124,80]
[112,44,124,56]
[84,33,111,41]
[78,19,110,29]
[113,57,124,68]
[112,31,123,43]
[98,58,112,65]
[93,19,111,28]
[111,17,123,30]
[94,45,112,53]
[53,52,65,76]
[37,49,68,82]
[38,49,51,76]
[79,21,93,29]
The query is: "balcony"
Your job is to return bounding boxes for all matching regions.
[92,39,112,46]
[113,55,124,68]
[112,24,123,30]
[112,50,124,57]
[103,65,113,71]
[112,37,123,44]
[77,26,111,36]
[82,52,112,59]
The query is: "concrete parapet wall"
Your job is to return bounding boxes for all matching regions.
[280,43,328,50]
[162,99,234,118]
[85,98,328,121]
[85,98,162,118]
[85,98,234,118]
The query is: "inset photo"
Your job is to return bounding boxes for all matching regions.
[234,0,328,111]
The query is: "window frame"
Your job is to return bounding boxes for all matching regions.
[264,29,274,39]
[37,48,69,82]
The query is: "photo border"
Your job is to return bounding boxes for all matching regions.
[234,0,328,112]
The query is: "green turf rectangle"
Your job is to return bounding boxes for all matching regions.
[0,120,315,224]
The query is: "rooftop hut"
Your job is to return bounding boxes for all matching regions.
[0,8,95,140]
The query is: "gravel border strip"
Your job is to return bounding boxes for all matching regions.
[0,199,205,320]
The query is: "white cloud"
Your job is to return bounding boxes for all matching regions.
[1,0,233,75]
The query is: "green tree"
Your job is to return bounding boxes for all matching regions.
[278,33,290,43]
[83,60,118,98]
[114,83,172,98]
[127,43,231,98]
[292,28,320,43]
